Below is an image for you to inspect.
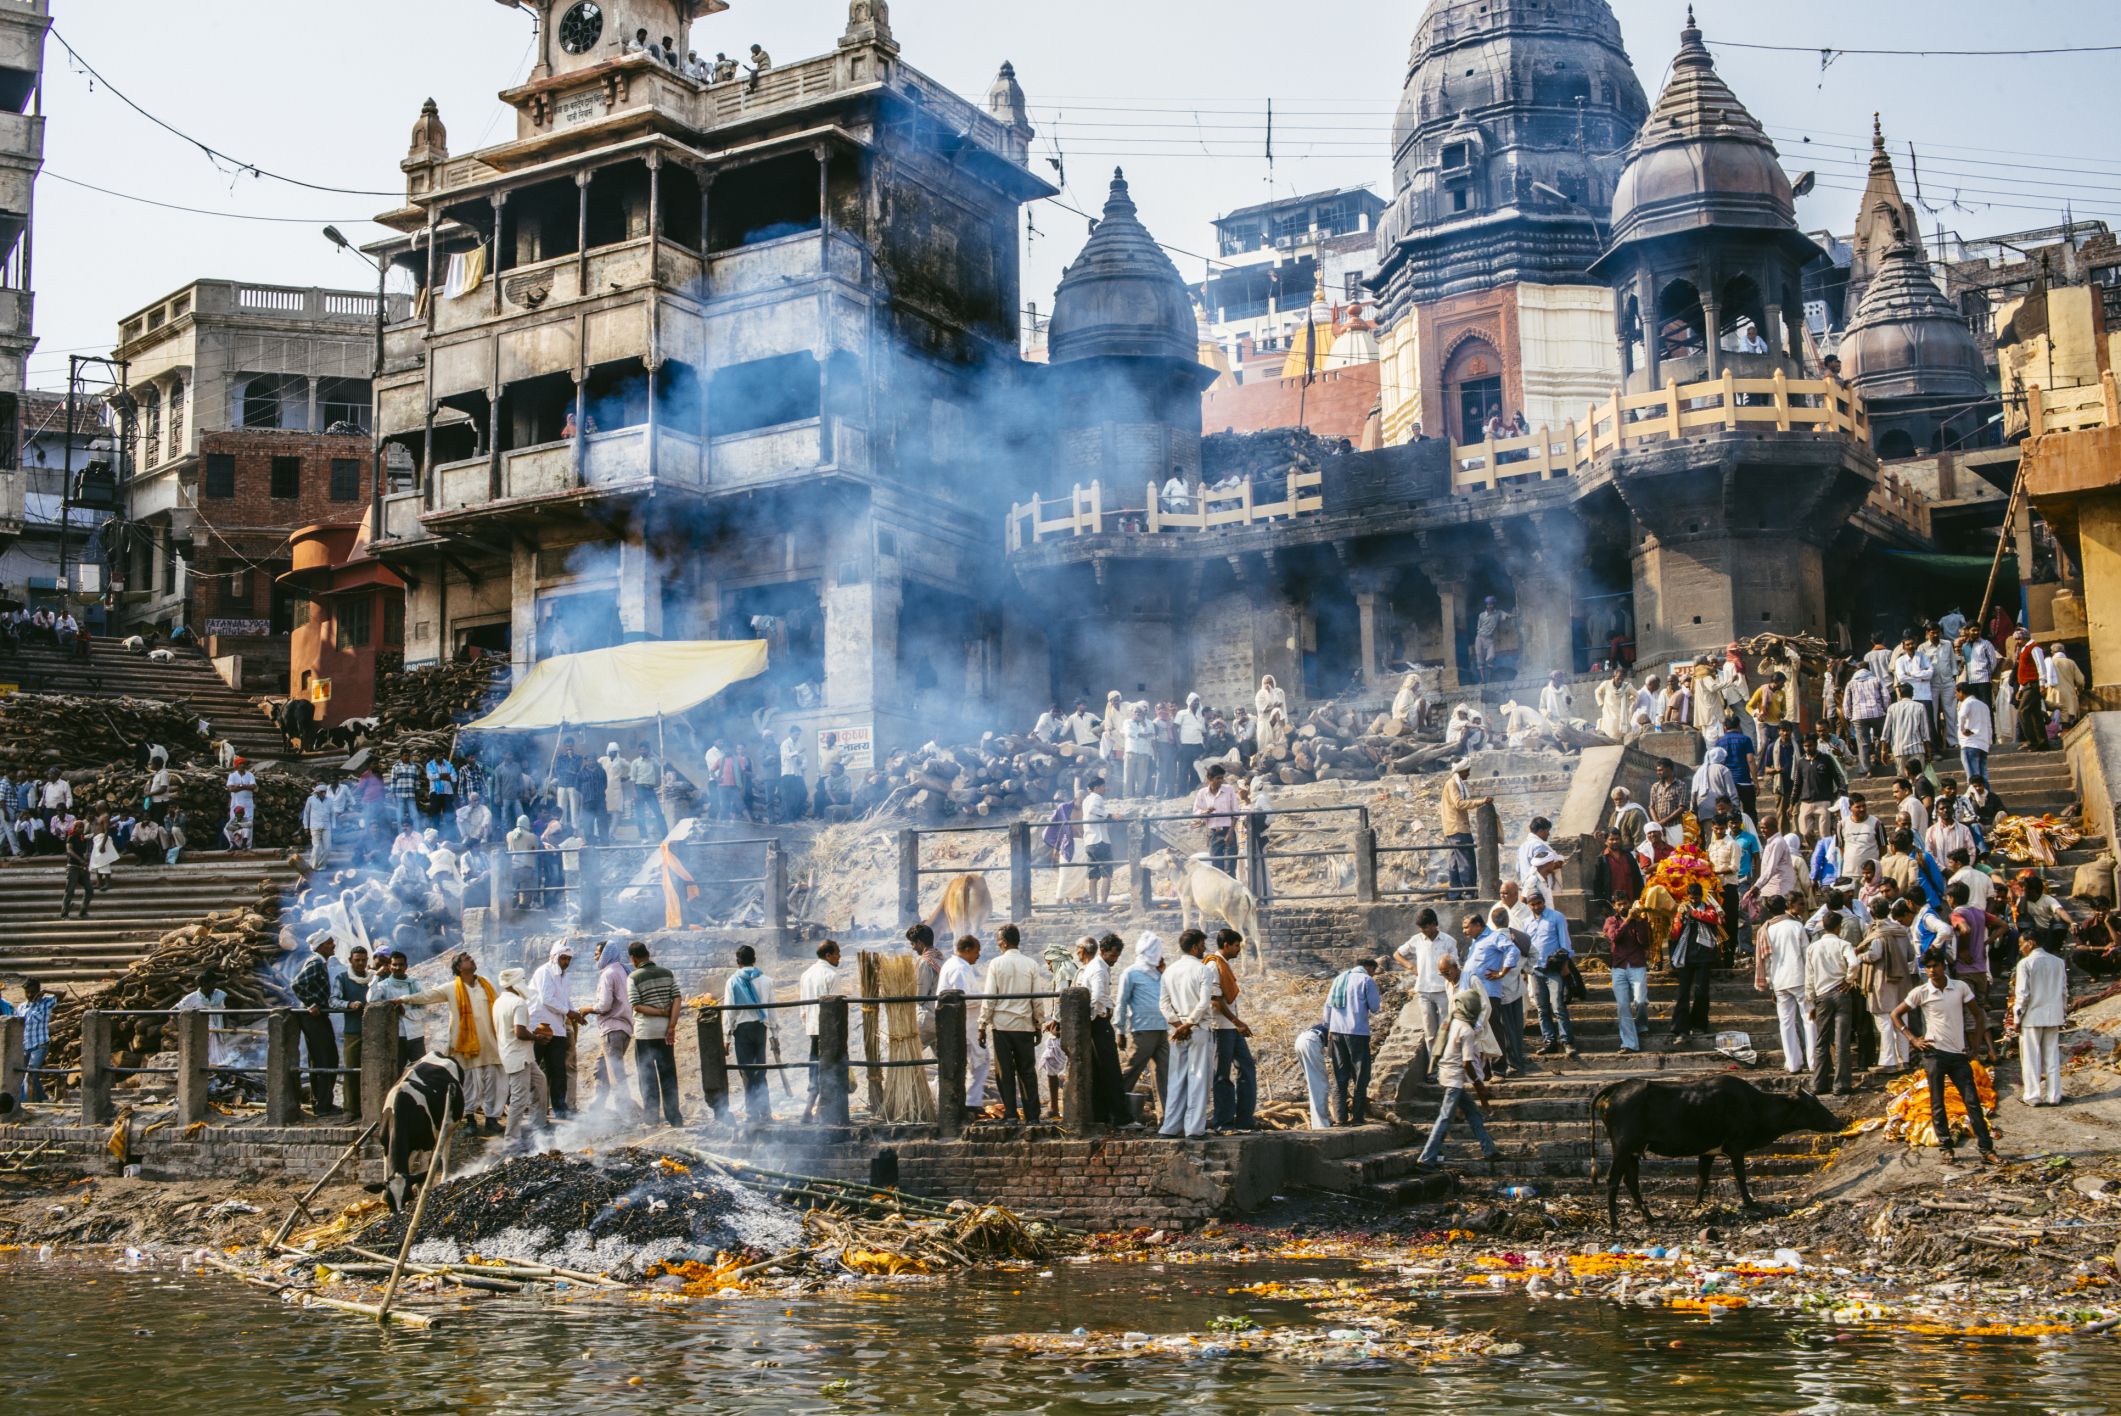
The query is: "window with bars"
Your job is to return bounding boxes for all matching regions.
[167,380,185,455]
[335,597,372,650]
[270,456,301,498]
[329,458,363,502]
[203,453,236,498]
[141,391,161,467]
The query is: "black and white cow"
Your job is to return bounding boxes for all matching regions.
[367,1052,465,1213]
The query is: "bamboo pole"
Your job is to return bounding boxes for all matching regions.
[377,1100,456,1323]
[198,1251,438,1328]
[271,1119,379,1250]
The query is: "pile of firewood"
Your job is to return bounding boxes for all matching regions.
[1265,706,1460,785]
[0,693,210,776]
[374,659,509,736]
[72,762,312,845]
[870,734,1079,819]
[45,879,286,1071]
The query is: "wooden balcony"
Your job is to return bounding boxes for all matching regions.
[1006,469,1324,551]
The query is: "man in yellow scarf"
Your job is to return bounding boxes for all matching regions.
[401,952,505,1134]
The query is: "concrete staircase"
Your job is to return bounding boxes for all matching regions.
[0,636,288,760]
[0,854,300,988]
[1849,739,2096,897]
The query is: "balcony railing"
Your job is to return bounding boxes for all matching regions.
[1006,469,1325,551]
[1449,370,1872,494]
[2024,375,2120,438]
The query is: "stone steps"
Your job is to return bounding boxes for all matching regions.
[0,856,298,986]
[0,638,288,757]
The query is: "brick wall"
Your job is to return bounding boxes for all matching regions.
[8,1121,384,1183]
[189,430,374,631]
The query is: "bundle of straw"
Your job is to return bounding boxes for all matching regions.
[873,951,935,1123]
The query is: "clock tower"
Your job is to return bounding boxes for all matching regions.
[530,0,730,79]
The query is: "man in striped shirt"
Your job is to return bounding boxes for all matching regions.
[16,977,53,1101]
[388,748,422,829]
[626,941,683,1126]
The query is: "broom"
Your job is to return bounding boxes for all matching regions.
[873,952,935,1123]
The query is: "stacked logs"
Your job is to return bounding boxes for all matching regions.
[45,879,285,1070]
[72,762,311,846]
[1267,706,1459,785]
[0,694,210,775]
[374,659,509,736]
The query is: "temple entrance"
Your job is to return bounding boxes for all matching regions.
[1443,337,1507,443]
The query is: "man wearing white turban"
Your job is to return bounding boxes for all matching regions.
[1116,932,1169,1112]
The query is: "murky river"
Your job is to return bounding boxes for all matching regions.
[0,1255,2105,1413]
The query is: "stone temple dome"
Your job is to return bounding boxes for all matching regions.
[1605,12,1796,248]
[1383,0,1645,235]
[1048,170,1198,365]
[1840,234,1988,400]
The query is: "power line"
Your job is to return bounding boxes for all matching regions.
[44,171,374,225]
[49,29,401,198]
[1715,39,2121,58]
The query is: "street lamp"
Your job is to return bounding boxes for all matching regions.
[322,226,389,540]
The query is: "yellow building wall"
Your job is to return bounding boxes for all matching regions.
[1377,318,1423,446]
[1999,285,2111,437]
[1514,283,1621,434]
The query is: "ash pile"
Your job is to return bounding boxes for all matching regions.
[348,1149,802,1277]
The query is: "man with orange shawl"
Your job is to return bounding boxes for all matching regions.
[401,952,505,1134]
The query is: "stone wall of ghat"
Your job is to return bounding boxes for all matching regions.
[4,1120,387,1183]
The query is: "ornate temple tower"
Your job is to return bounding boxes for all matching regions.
[1576,14,1878,661]
[1371,0,1647,444]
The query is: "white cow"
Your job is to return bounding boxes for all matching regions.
[1139,847,1268,975]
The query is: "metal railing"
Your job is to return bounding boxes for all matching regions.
[492,836,787,932]
[898,800,1504,922]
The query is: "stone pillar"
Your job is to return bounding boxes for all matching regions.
[305,376,320,434]
[817,996,851,1127]
[823,513,897,719]
[935,992,967,1139]
[763,840,789,940]
[897,828,919,927]
[174,1008,210,1126]
[1058,986,1093,1135]
[80,1012,115,1126]
[1512,555,1576,681]
[616,527,662,640]
[0,1015,22,1119]
[1008,821,1033,921]
[1428,575,1465,689]
[1474,800,1503,901]
[1349,569,1390,689]
[265,1012,302,1126]
[696,1008,731,1121]
[510,540,538,670]
[360,1004,397,1128]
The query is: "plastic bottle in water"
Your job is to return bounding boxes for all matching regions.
[1498,1184,1539,1200]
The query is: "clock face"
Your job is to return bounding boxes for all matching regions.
[557,1,604,55]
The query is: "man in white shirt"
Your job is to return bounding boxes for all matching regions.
[2011,933,2068,1106]
[1538,670,1573,723]
[1067,700,1101,749]
[527,940,584,1117]
[1391,909,1459,1078]
[1805,910,1859,1095]
[1032,705,1064,743]
[1945,849,1992,914]
[1958,627,1999,710]
[979,924,1051,1123]
[1890,633,1934,709]
[1157,929,1219,1138]
[1893,778,1929,843]
[1515,818,1563,896]
[778,728,807,823]
[936,935,990,1110]
[1883,684,1932,776]
[1081,934,1132,1126]
[491,967,550,1149]
[1081,775,1115,905]
[798,940,844,1123]
[1953,682,1993,786]
[1174,693,1207,792]
[1755,898,1814,1073]
[1122,703,1155,799]
[1893,950,1997,1163]
[301,783,333,869]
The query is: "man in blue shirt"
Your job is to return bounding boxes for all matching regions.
[1523,887,1579,1057]
[1322,958,1383,1125]
[15,977,53,1102]
[1716,712,1759,820]
[1461,913,1526,1077]
[1115,933,1168,1109]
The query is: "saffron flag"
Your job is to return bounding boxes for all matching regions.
[661,842,701,930]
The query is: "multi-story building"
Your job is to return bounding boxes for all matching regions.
[1200,187,1386,357]
[367,0,1053,753]
[1369,0,1648,446]
[0,1,47,550]
[0,389,117,613]
[108,279,396,643]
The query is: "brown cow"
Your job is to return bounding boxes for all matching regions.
[923,872,993,943]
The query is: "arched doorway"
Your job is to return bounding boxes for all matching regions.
[1442,336,1506,443]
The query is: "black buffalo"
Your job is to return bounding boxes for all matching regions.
[1590,1075,1840,1228]
[365,1052,465,1213]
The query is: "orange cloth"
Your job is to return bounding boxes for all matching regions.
[1212,954,1240,1011]
[661,842,700,930]
[452,976,495,1060]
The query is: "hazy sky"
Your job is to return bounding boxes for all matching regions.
[27,0,2121,389]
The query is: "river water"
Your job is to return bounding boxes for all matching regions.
[0,1254,2105,1413]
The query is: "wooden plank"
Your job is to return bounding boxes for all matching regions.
[1772,367,1791,430]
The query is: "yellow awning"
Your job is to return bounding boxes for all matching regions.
[465,639,769,731]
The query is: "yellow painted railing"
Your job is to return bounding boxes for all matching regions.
[2025,373,2121,438]
[1449,370,1871,494]
[1007,469,1325,551]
